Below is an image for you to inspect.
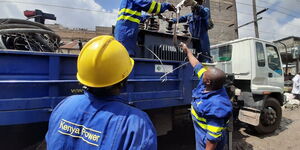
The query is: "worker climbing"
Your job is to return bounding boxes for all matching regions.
[180,42,232,150]
[46,36,157,150]
[114,0,176,56]
[171,0,214,62]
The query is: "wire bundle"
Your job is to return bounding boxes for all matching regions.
[0,18,61,52]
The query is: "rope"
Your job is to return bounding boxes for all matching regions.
[173,12,179,47]
[144,46,168,82]
[160,61,190,79]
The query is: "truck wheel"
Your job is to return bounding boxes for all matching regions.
[254,97,282,134]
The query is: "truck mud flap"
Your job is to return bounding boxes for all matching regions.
[238,107,261,126]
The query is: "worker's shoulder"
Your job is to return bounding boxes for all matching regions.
[107,101,153,127]
[209,93,231,109]
[60,94,149,117]
[59,94,87,105]
[206,89,232,115]
[113,101,149,118]
[209,87,230,101]
[55,94,85,106]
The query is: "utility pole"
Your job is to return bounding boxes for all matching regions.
[252,0,259,38]
[237,1,268,37]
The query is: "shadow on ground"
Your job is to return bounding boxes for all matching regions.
[241,117,293,139]
[158,124,195,150]
[232,116,293,150]
[232,122,254,150]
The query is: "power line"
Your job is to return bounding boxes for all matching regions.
[269,8,298,18]
[258,0,299,14]
[236,1,298,18]
[218,1,300,35]
[236,1,264,9]
[239,27,296,37]
[0,0,117,15]
[259,16,300,28]
[235,2,300,30]
[2,0,299,31]
[237,11,300,28]
[236,12,300,28]
[237,18,300,38]
[212,3,300,32]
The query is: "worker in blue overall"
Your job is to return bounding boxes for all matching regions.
[114,0,176,56]
[46,36,157,150]
[180,42,232,150]
[172,0,213,62]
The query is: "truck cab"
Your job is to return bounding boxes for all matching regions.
[211,37,284,133]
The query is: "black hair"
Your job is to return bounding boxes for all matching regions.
[84,78,128,98]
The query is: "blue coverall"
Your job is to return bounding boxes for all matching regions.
[46,91,157,150]
[115,0,172,56]
[191,64,232,150]
[173,5,211,62]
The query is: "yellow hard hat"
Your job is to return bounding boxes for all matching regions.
[76,35,134,88]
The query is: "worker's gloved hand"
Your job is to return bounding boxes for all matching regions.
[141,14,150,23]
[183,0,197,7]
[208,18,214,30]
[179,42,189,54]
[158,14,169,22]
[168,4,176,12]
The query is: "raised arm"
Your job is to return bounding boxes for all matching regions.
[171,14,192,23]
[179,42,200,67]
[134,0,175,15]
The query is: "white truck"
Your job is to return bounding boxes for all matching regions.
[210,37,285,133]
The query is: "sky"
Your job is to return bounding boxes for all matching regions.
[0,0,299,41]
[0,0,120,30]
[236,0,300,41]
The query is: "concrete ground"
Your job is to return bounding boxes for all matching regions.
[158,99,300,150]
[233,107,300,150]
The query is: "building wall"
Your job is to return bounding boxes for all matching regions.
[275,37,300,53]
[96,26,113,35]
[47,24,113,53]
[274,36,300,74]
[46,24,96,42]
[209,0,238,44]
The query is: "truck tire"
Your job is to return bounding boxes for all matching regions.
[254,97,282,134]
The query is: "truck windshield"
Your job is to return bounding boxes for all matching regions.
[210,45,232,62]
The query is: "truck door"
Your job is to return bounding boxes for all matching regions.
[266,44,284,90]
[253,42,268,89]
